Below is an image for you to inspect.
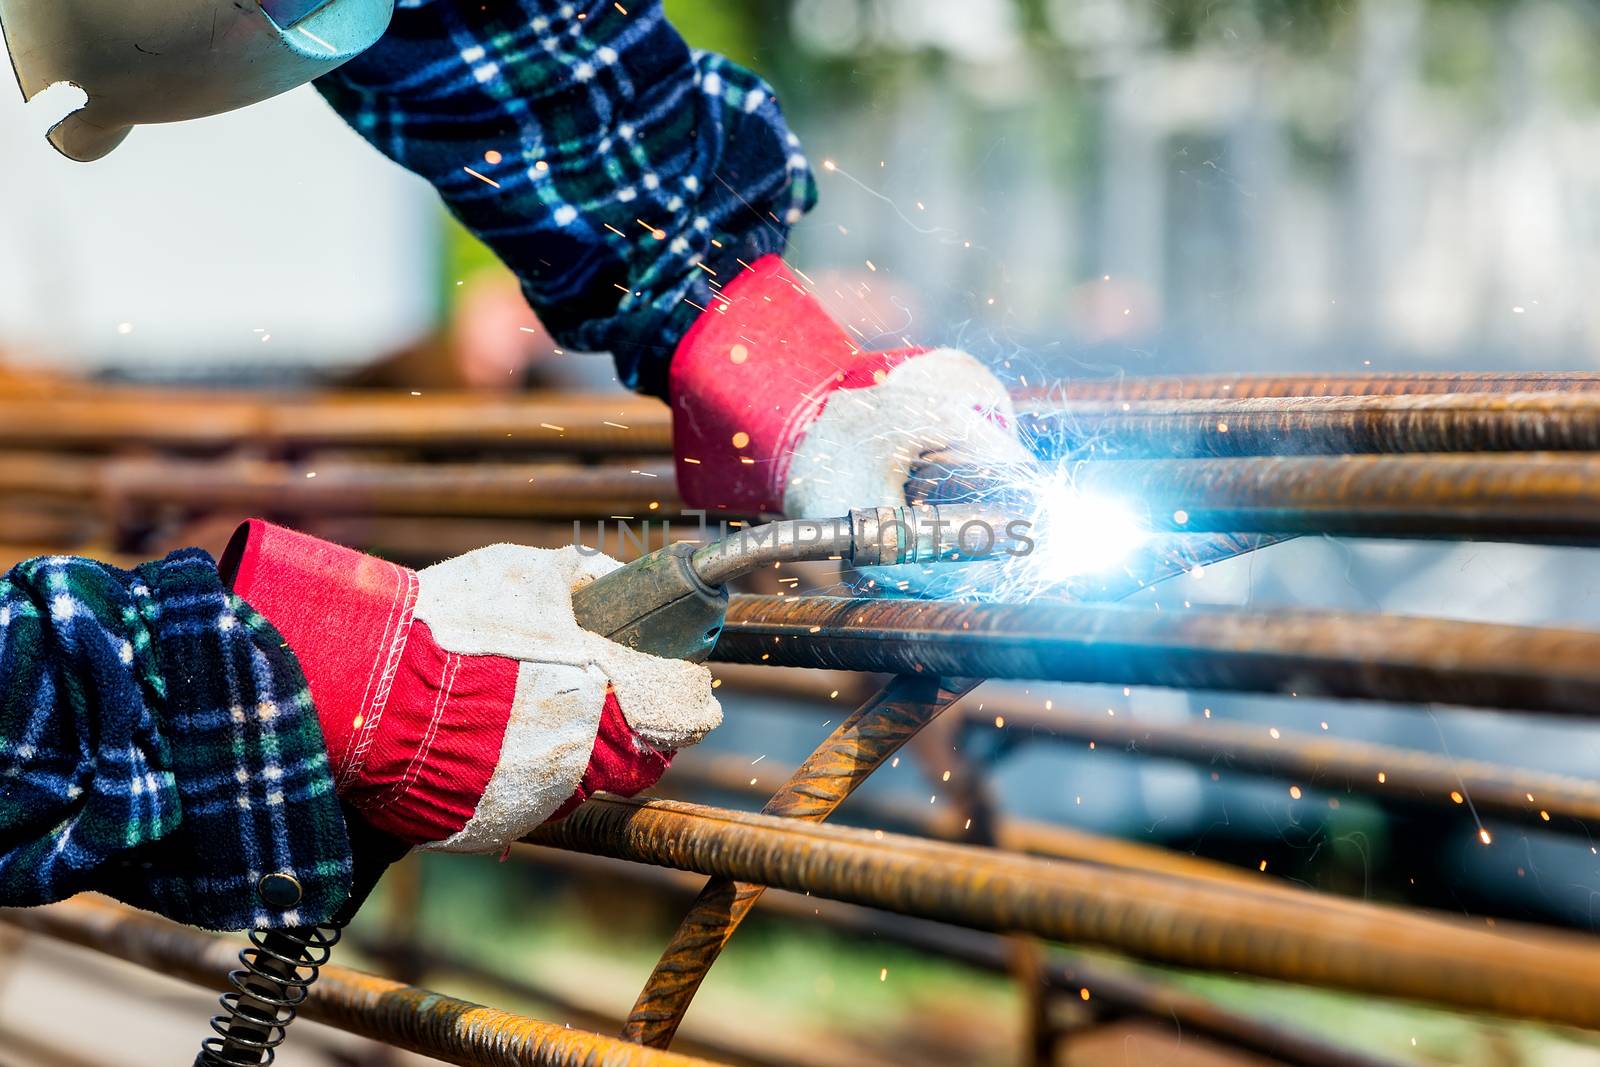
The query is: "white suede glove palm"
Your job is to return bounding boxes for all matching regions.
[229,522,722,855]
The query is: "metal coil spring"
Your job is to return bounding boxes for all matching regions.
[196,923,342,1066]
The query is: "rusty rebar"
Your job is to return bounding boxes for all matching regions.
[661,751,1269,891]
[0,451,689,519]
[1046,372,1600,402]
[1071,453,1600,540]
[713,595,1600,717]
[623,675,978,1047]
[790,875,1414,1067]
[522,846,1412,1067]
[527,795,1600,1029]
[98,456,684,519]
[660,751,1448,927]
[1022,392,1600,458]
[0,899,721,1067]
[979,707,1600,833]
[0,390,672,453]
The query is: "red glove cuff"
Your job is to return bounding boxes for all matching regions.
[223,522,684,845]
[224,520,515,843]
[669,255,921,514]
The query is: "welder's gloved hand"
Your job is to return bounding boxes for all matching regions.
[669,256,1033,519]
[223,522,721,853]
[669,255,1033,592]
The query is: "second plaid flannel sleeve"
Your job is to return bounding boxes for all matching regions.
[315,0,816,398]
[0,550,351,931]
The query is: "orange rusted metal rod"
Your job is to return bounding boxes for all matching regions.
[713,595,1600,717]
[521,846,1411,1067]
[1045,372,1600,402]
[0,451,689,519]
[0,390,672,453]
[0,898,721,1067]
[1072,453,1600,541]
[980,708,1600,834]
[622,675,978,1048]
[660,751,1269,893]
[97,456,684,519]
[1022,392,1600,458]
[527,795,1600,1030]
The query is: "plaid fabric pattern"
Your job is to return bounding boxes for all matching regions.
[317,0,816,398]
[0,550,350,932]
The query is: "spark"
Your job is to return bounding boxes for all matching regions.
[1006,468,1148,589]
[463,166,500,188]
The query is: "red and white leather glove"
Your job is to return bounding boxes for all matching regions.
[670,255,1033,519]
[224,521,721,853]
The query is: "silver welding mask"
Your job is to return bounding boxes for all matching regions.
[0,0,393,161]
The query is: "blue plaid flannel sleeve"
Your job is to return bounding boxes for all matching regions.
[316,0,817,398]
[0,550,351,932]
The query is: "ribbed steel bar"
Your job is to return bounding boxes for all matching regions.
[1022,392,1600,458]
[98,456,684,518]
[660,750,1447,926]
[0,451,690,519]
[713,595,1600,716]
[522,846,1412,1067]
[527,796,1600,1029]
[0,899,720,1067]
[623,675,978,1048]
[662,751,1270,891]
[776,831,1412,1067]
[350,933,895,1067]
[980,708,1600,833]
[0,390,672,453]
[1046,372,1600,402]
[1071,453,1600,540]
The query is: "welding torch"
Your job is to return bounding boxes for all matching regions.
[570,502,1029,661]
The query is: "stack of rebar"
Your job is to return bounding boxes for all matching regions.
[6,370,1600,1067]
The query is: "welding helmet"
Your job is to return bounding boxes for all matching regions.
[0,0,392,161]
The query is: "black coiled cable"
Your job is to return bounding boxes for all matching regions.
[192,806,409,1067]
[196,922,343,1066]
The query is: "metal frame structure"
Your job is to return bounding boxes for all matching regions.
[4,373,1600,1066]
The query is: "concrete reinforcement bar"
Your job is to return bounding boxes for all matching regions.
[0,899,721,1067]
[979,708,1600,833]
[623,677,977,1047]
[520,846,1410,1067]
[713,595,1600,717]
[1046,372,1600,402]
[0,452,687,518]
[1072,453,1600,540]
[1023,392,1600,458]
[0,391,673,452]
[526,796,1600,1029]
